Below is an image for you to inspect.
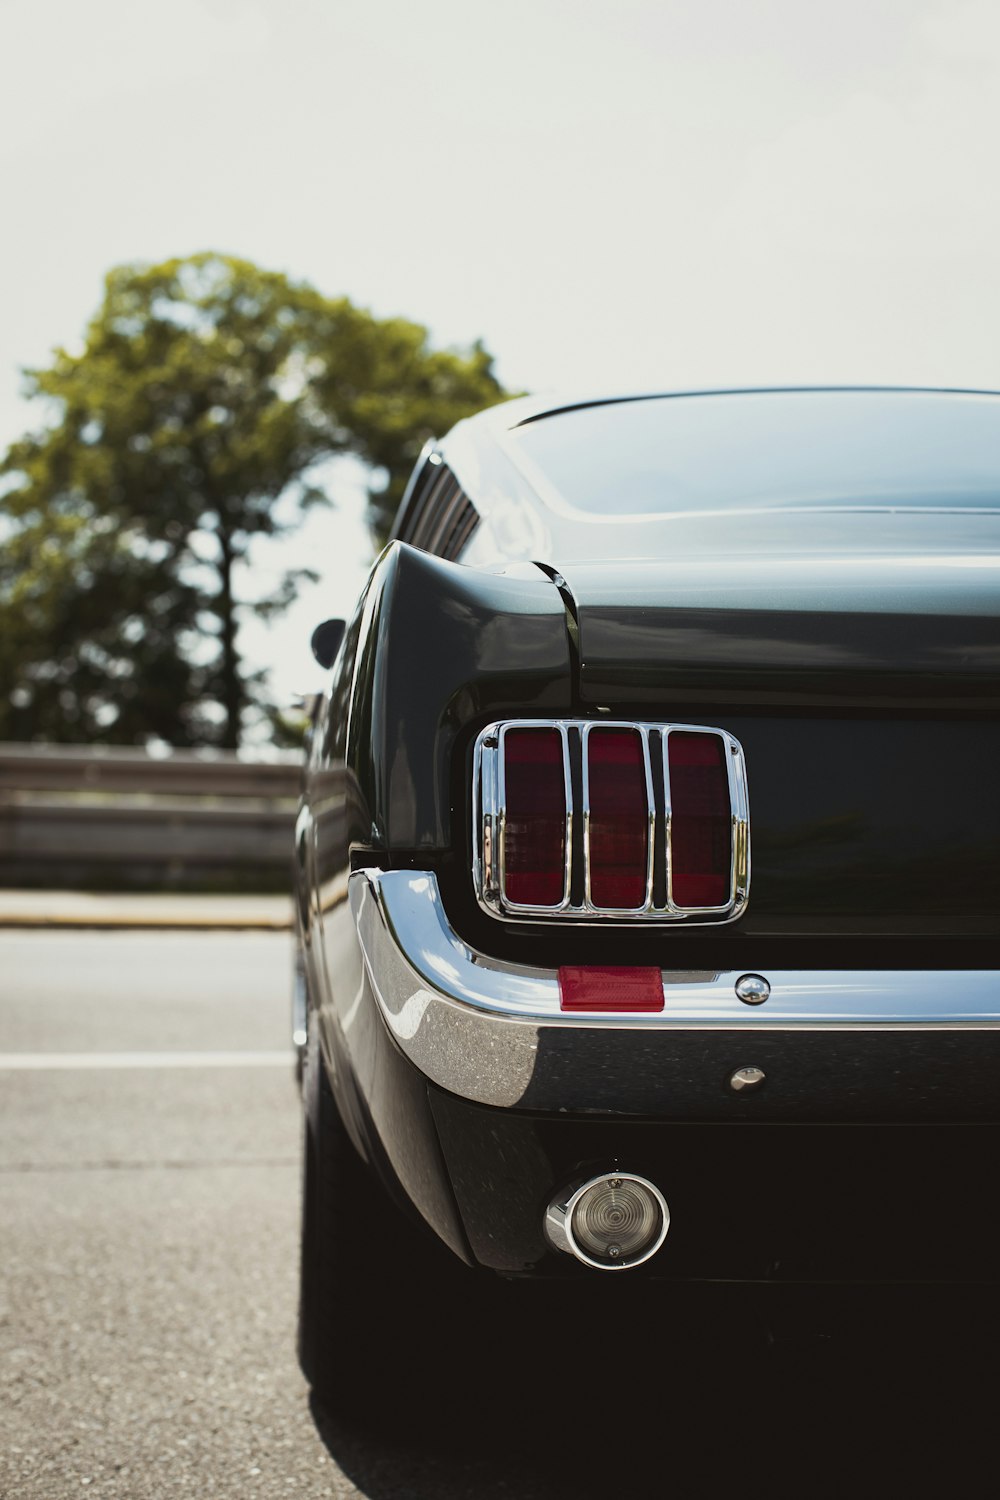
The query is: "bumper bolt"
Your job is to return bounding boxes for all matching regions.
[736,973,770,1006]
[729,1066,766,1093]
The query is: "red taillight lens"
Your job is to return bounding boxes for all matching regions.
[668,731,731,907]
[502,729,566,906]
[587,729,649,908]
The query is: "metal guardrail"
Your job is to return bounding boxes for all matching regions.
[0,744,305,891]
[0,744,302,798]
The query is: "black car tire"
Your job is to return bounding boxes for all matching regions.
[298,1033,383,1409]
[297,1018,463,1415]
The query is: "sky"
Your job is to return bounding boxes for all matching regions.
[3,0,1000,716]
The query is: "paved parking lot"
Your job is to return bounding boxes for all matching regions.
[2,929,997,1498]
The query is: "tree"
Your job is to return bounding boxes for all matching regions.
[0,502,208,745]
[310,312,508,544]
[0,253,507,746]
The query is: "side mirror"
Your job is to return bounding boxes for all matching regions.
[311,617,346,670]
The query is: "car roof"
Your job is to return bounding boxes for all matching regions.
[477,384,1000,435]
[429,385,1000,571]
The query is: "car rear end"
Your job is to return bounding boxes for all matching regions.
[309,389,1000,1287]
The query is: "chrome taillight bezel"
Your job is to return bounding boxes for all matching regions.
[473,718,750,924]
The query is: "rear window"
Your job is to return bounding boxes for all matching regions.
[508,391,1000,517]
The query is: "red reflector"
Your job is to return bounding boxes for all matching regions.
[503,729,566,906]
[668,731,731,908]
[559,966,664,1012]
[587,730,648,908]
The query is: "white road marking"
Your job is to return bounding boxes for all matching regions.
[0,1050,293,1071]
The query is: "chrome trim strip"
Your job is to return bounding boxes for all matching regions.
[353,869,1000,1032]
[473,718,749,925]
[292,956,308,1050]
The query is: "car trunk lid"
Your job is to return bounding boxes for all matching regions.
[552,546,1000,711]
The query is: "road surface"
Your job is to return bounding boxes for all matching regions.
[1,929,995,1497]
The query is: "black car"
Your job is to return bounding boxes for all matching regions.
[294,387,1000,1403]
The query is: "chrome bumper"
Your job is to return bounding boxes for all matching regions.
[350,868,1000,1112]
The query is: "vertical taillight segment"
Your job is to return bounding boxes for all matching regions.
[666,731,731,908]
[501,728,568,907]
[586,729,651,909]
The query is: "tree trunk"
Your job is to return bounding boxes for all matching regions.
[217,529,241,749]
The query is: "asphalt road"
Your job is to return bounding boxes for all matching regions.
[2,930,998,1499]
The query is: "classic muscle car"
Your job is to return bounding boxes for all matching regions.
[294,387,1000,1402]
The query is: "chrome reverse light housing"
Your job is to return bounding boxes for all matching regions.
[473,719,750,924]
[544,1172,671,1271]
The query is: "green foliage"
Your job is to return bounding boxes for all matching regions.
[0,253,507,746]
[310,313,508,545]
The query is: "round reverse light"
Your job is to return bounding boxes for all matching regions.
[565,1173,669,1270]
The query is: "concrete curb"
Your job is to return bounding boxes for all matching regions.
[0,913,293,931]
[0,893,293,932]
